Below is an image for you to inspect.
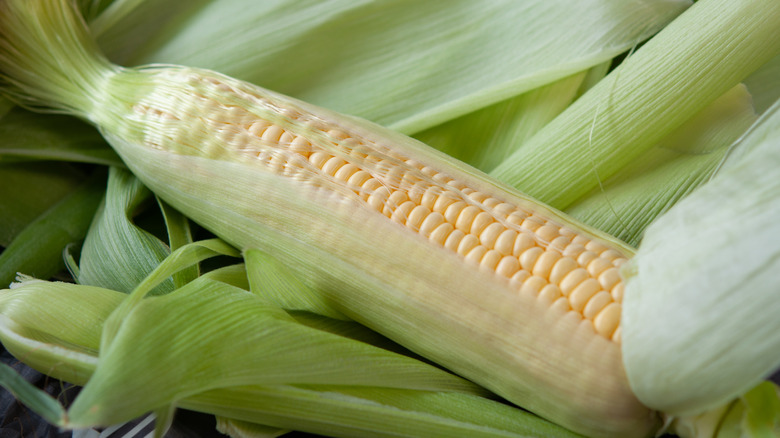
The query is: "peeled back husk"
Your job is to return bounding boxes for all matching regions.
[621,100,780,417]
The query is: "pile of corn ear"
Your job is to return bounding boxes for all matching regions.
[0,0,778,437]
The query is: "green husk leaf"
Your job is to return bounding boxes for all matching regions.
[566,83,757,246]
[667,381,780,438]
[78,0,117,22]
[744,53,780,115]
[76,167,173,294]
[0,96,11,116]
[99,238,239,349]
[94,0,689,134]
[0,170,104,287]
[68,275,484,428]
[216,417,288,438]
[157,198,197,288]
[0,275,576,438]
[490,0,780,210]
[731,382,780,438]
[245,249,347,320]
[0,363,66,426]
[0,162,86,246]
[0,107,121,165]
[621,100,780,416]
[0,278,120,384]
[153,405,176,438]
[201,263,250,290]
[413,70,587,172]
[188,385,582,438]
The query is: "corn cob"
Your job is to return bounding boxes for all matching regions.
[0,1,658,436]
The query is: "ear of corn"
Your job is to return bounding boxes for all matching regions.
[0,1,656,436]
[111,126,652,436]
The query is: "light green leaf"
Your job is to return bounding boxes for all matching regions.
[744,53,780,115]
[622,100,780,416]
[414,71,587,172]
[95,0,689,133]
[0,275,575,438]
[68,276,484,427]
[201,263,250,290]
[737,382,780,438]
[99,238,239,350]
[188,385,582,438]
[216,418,288,438]
[667,381,780,438]
[157,198,197,288]
[491,0,780,210]
[566,83,758,246]
[245,249,347,320]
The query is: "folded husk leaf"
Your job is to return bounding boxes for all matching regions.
[0,170,104,287]
[68,275,483,427]
[77,167,173,294]
[621,100,780,416]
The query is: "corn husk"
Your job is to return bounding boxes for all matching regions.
[744,53,780,115]
[621,100,780,417]
[565,83,758,246]
[490,0,780,210]
[90,0,690,135]
[667,381,780,438]
[76,167,174,294]
[0,262,581,438]
[413,71,590,173]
